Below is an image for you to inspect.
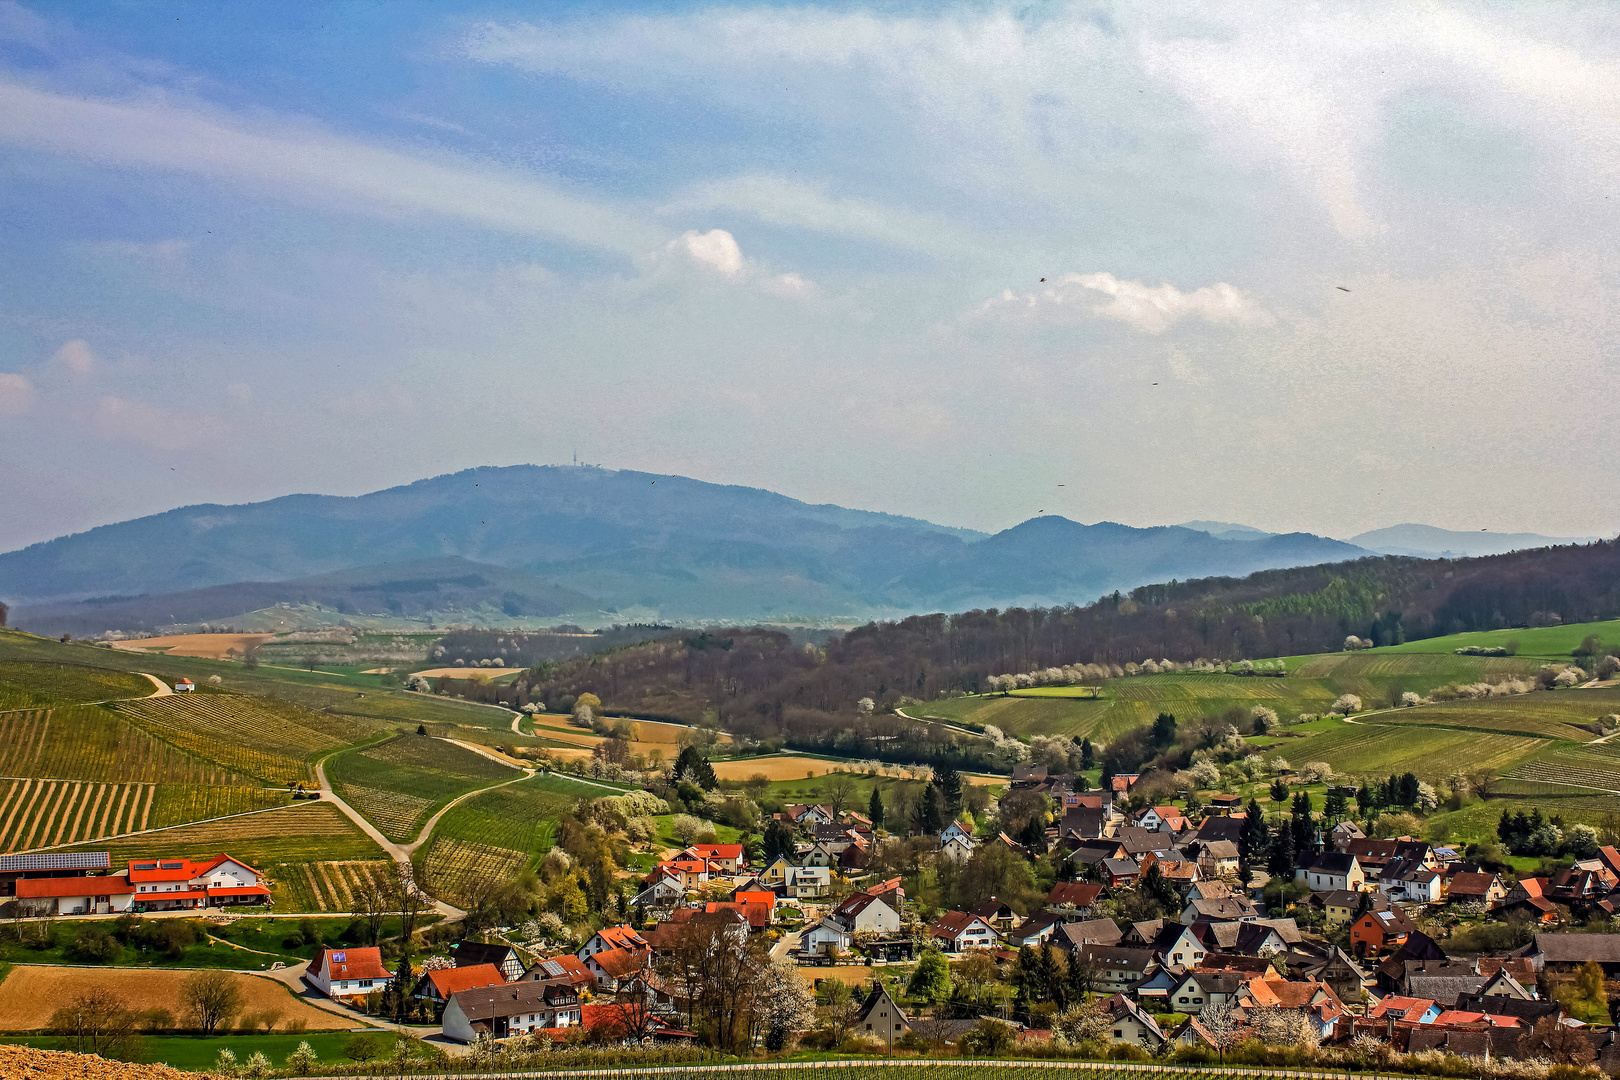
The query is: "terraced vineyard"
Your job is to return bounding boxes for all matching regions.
[115,693,373,784]
[432,773,578,856]
[0,706,249,784]
[341,784,433,840]
[0,661,154,709]
[1291,651,1543,681]
[0,779,156,852]
[1256,721,1547,778]
[1376,692,1614,741]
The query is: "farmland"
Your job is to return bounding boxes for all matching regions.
[114,693,373,785]
[0,965,346,1032]
[0,661,154,709]
[1374,687,1620,740]
[282,859,396,913]
[327,734,518,841]
[110,633,274,660]
[1254,720,1547,777]
[418,836,528,906]
[0,706,253,785]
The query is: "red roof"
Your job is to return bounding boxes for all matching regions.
[540,1002,695,1041]
[705,900,770,929]
[593,925,648,951]
[686,844,744,860]
[1047,882,1103,907]
[127,853,260,884]
[422,963,506,998]
[318,946,391,983]
[527,954,593,986]
[587,946,646,978]
[734,890,776,908]
[15,875,135,898]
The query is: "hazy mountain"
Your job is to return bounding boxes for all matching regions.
[12,558,592,638]
[1350,524,1603,559]
[1178,520,1273,542]
[3,465,1382,629]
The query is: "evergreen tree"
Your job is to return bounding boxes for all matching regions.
[1035,945,1060,1004]
[1269,778,1290,803]
[1021,813,1048,854]
[1267,820,1296,877]
[918,784,946,835]
[932,763,964,815]
[674,745,718,789]
[763,818,797,862]
[869,787,885,828]
[1080,738,1095,771]
[1151,712,1178,749]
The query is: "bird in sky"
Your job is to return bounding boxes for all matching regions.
[1336,286,1351,292]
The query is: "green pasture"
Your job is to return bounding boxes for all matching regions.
[1374,688,1620,741]
[3,1031,363,1071]
[1375,617,1620,659]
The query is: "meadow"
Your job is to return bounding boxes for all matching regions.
[2,1032,360,1072]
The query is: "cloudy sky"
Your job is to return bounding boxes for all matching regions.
[2,0,1618,552]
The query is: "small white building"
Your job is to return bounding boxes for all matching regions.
[441,979,580,1043]
[308,947,392,1002]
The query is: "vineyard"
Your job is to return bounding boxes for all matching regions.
[418,835,527,906]
[387,1058,1443,1080]
[284,859,396,912]
[1259,722,1546,777]
[0,661,154,709]
[0,705,253,785]
[0,780,156,852]
[114,693,371,783]
[330,735,517,840]
[432,773,579,855]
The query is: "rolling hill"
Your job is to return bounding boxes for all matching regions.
[0,464,1402,629]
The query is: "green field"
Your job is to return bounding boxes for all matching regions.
[327,734,517,842]
[1374,688,1620,741]
[1256,719,1547,778]
[1376,618,1620,659]
[4,1031,363,1071]
[0,661,154,709]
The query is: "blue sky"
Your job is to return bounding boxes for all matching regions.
[2,0,1618,550]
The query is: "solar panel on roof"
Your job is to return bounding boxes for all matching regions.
[0,852,111,872]
[542,959,564,975]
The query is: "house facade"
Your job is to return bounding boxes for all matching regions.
[308,947,393,1002]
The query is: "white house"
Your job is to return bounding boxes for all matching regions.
[1297,853,1366,893]
[441,979,580,1043]
[939,833,976,865]
[940,819,976,845]
[784,865,830,900]
[801,917,852,956]
[1380,867,1443,905]
[308,947,393,1002]
[127,853,270,910]
[928,911,999,952]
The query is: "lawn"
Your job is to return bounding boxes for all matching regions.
[3,1030,364,1070]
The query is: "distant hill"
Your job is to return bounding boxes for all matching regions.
[3,464,1387,630]
[1350,523,1603,559]
[11,558,592,638]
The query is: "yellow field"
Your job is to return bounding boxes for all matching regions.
[410,667,522,680]
[0,965,347,1030]
[110,634,273,660]
[709,755,1001,784]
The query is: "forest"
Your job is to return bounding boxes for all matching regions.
[439,539,1620,766]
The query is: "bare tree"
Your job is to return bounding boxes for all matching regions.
[49,988,141,1058]
[351,873,388,944]
[1198,1000,1243,1063]
[386,863,433,947]
[180,970,242,1036]
[824,771,859,818]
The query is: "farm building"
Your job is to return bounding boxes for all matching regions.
[173,679,195,692]
[308,946,392,1002]
[127,853,269,910]
[11,873,136,915]
[0,851,112,898]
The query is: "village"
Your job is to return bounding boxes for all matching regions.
[7,759,1620,1073]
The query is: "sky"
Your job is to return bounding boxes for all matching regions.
[2,0,1619,552]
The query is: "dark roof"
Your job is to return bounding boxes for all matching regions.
[451,979,576,1021]
[1054,919,1124,948]
[1070,943,1154,969]
[1454,994,1561,1022]
[1046,881,1103,908]
[1303,851,1359,875]
[0,852,110,872]
[1535,933,1620,964]
[855,985,909,1027]
[454,941,521,968]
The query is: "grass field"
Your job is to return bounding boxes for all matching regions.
[328,735,516,842]
[0,965,345,1031]
[1375,618,1620,659]
[1375,688,1620,740]
[1251,718,1548,778]
[0,661,155,709]
[114,693,373,785]
[4,1031,363,1072]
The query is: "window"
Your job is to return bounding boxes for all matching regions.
[1114,1029,1123,1038]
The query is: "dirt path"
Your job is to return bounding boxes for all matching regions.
[137,673,172,697]
[511,712,536,737]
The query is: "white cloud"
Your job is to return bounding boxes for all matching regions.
[0,80,660,255]
[0,372,33,415]
[51,339,95,380]
[762,272,816,298]
[675,229,744,276]
[981,272,1272,334]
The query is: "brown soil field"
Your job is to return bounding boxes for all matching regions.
[0,1043,194,1080]
[0,965,348,1031]
[409,667,523,681]
[111,634,273,660]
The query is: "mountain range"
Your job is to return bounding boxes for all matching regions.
[0,465,1600,633]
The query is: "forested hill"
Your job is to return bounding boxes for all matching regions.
[454,538,1620,754]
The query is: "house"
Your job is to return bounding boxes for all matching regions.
[1350,907,1418,956]
[1166,971,1245,1015]
[1207,794,1243,813]
[11,873,136,915]
[1110,773,1140,793]
[928,911,999,952]
[1103,858,1140,888]
[632,872,685,910]
[308,947,392,1002]
[1369,994,1442,1025]
[1134,806,1188,834]
[1189,919,1293,957]
[683,844,746,874]
[414,964,507,1017]
[855,985,911,1045]
[577,924,649,964]
[939,833,976,864]
[174,678,194,692]
[940,819,976,845]
[968,897,1018,932]
[1063,838,1126,874]
[783,865,831,900]
[703,899,773,931]
[1011,764,1049,786]
[830,890,901,934]
[1313,889,1384,928]
[782,803,833,826]
[1141,922,1209,969]
[1068,944,1155,992]
[1289,945,1368,1003]
[1102,992,1165,1048]
[1050,918,1125,952]
[1181,896,1257,925]
[735,889,779,920]
[1498,877,1560,923]
[127,853,269,910]
[1045,881,1104,912]
[542,1001,692,1044]
[801,842,840,868]
[1237,978,1348,1038]
[801,917,852,957]
[1297,852,1365,893]
[1184,880,1233,902]
[1545,865,1618,906]
[1532,933,1620,976]
[1058,806,1110,841]
[441,979,581,1043]
[1379,864,1443,906]
[1331,821,1366,845]
[454,941,526,981]
[1186,839,1239,880]
[519,954,594,992]
[0,851,113,897]
[1009,912,1063,948]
